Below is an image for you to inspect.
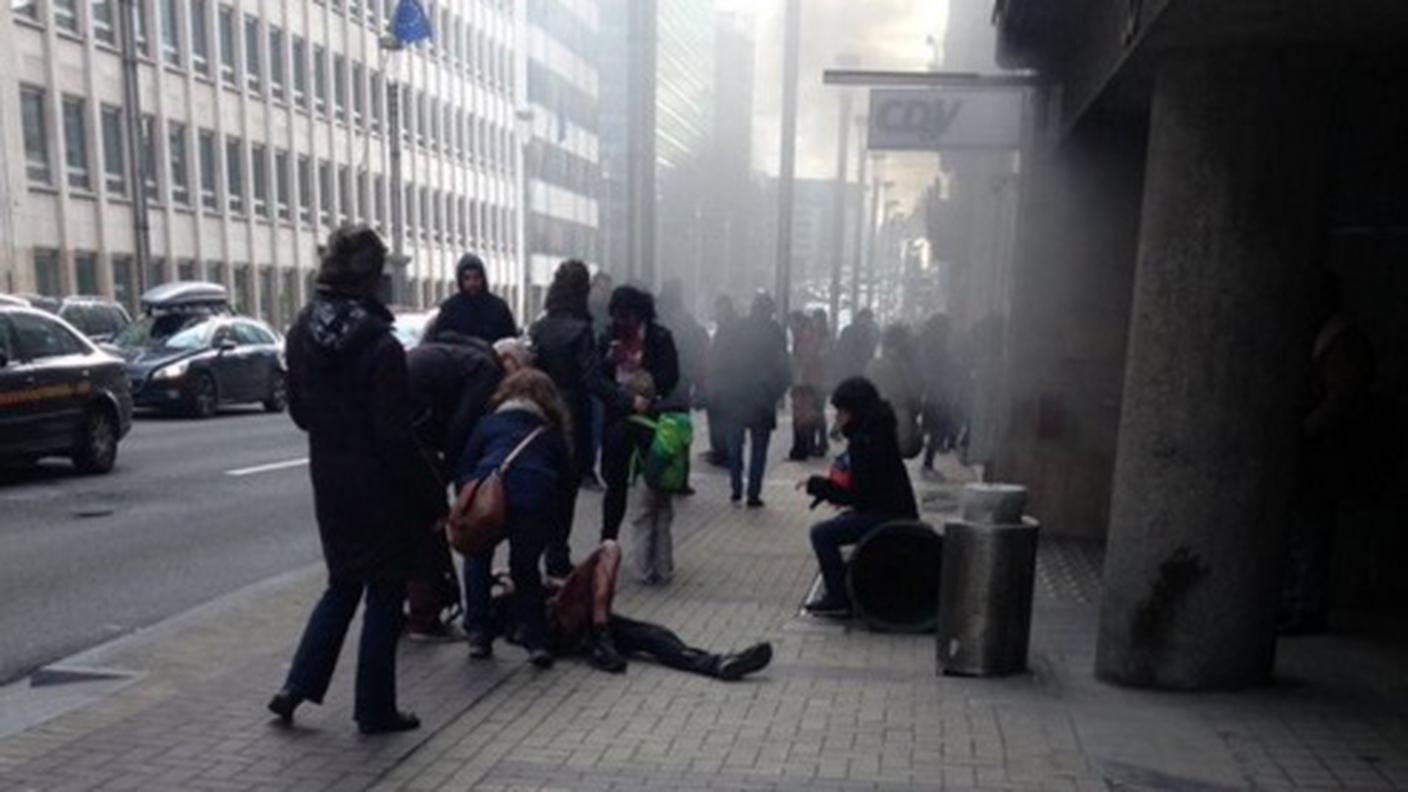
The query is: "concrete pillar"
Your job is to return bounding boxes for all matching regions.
[1096,50,1333,690]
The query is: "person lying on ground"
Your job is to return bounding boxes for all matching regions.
[487,540,774,680]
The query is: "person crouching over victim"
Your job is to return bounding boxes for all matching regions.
[457,368,575,667]
[488,540,774,679]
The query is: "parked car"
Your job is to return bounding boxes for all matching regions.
[0,305,134,474]
[57,298,132,343]
[114,283,286,418]
[392,309,438,349]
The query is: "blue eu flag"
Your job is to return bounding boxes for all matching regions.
[392,0,433,45]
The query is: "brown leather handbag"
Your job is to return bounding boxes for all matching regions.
[446,426,547,556]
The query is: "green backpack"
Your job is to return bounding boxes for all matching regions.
[629,412,694,493]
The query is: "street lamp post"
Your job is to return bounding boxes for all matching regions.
[119,0,152,297]
[773,0,801,316]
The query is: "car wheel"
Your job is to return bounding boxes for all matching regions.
[73,406,118,475]
[263,370,288,413]
[185,373,218,419]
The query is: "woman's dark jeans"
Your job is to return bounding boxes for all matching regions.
[464,512,552,651]
[283,577,405,724]
[808,511,896,605]
[600,418,654,540]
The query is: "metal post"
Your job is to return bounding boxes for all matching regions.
[827,81,853,328]
[848,121,868,320]
[625,0,656,287]
[773,0,800,315]
[119,0,151,297]
[387,80,405,305]
[862,170,883,309]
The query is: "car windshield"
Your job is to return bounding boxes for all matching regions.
[114,314,213,351]
[393,313,434,348]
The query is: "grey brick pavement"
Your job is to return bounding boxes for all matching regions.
[2,430,1407,791]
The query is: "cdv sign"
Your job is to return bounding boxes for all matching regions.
[868,87,1024,151]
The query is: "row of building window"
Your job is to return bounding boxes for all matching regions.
[16,7,521,173]
[14,0,516,99]
[19,85,518,252]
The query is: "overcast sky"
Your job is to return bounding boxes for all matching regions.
[712,0,1001,210]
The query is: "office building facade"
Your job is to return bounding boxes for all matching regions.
[523,0,601,312]
[1,0,525,324]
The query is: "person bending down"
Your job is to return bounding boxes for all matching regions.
[490,540,773,680]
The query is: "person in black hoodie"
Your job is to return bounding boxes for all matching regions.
[599,285,680,541]
[529,260,628,575]
[268,225,447,734]
[426,253,518,344]
[800,376,918,618]
[403,333,506,640]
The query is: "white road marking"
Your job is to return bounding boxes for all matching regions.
[225,458,309,477]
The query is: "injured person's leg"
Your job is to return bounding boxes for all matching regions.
[608,615,773,681]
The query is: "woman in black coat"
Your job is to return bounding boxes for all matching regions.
[268,225,447,735]
[529,261,629,575]
[598,286,680,541]
[800,376,918,618]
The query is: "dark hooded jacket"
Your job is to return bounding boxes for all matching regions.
[287,291,448,582]
[531,306,624,414]
[806,400,918,519]
[407,337,505,479]
[711,310,791,430]
[427,256,518,344]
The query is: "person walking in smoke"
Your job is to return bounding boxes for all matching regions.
[529,260,626,577]
[788,309,829,461]
[268,225,446,734]
[425,253,518,345]
[918,313,959,475]
[656,279,710,495]
[712,293,791,507]
[866,323,925,460]
[831,307,879,386]
[704,294,741,467]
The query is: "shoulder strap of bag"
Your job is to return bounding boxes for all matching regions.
[496,426,549,475]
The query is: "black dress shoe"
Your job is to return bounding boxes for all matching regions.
[467,632,493,659]
[746,497,765,508]
[358,711,420,735]
[267,689,302,724]
[717,642,774,681]
[528,648,555,669]
[804,597,852,618]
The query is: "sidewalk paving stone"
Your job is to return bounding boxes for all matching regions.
[2,426,1408,790]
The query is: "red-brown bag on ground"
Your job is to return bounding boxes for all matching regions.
[446,426,547,556]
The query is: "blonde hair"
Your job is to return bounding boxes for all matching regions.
[490,369,573,440]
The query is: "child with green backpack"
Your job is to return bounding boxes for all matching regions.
[624,371,693,584]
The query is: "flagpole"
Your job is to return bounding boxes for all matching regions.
[381,0,433,308]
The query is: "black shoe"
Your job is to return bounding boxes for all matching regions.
[589,632,627,673]
[357,711,420,735]
[529,648,555,669]
[267,689,302,724]
[680,484,697,496]
[730,492,742,504]
[804,598,852,618]
[467,632,493,659]
[717,642,773,681]
[746,497,764,508]
[581,472,603,491]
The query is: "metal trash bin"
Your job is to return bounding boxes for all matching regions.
[937,483,1039,676]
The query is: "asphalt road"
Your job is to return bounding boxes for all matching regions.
[0,408,320,684]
